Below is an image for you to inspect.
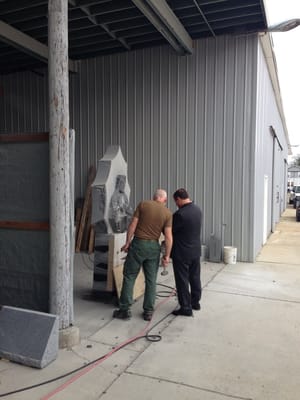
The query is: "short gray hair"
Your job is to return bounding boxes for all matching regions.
[153,188,167,200]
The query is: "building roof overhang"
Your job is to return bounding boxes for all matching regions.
[0,0,268,75]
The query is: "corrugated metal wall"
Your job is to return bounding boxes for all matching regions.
[0,34,288,261]
[253,40,288,258]
[68,35,260,261]
[0,71,48,132]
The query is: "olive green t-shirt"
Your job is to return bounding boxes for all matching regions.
[133,200,172,240]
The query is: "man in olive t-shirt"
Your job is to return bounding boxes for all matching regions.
[113,189,172,321]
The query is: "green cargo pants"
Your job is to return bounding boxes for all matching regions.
[119,237,161,312]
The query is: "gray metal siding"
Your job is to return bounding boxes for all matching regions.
[254,41,288,258]
[0,71,48,133]
[1,34,285,261]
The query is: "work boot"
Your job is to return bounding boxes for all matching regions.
[142,311,153,321]
[113,309,131,320]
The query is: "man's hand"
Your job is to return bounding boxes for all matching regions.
[121,216,138,253]
[163,226,172,266]
[161,255,169,266]
[121,243,130,253]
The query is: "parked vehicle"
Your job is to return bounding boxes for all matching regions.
[296,204,300,222]
[292,186,300,208]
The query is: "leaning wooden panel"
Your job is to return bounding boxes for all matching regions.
[106,232,126,291]
[113,264,145,300]
[75,165,96,252]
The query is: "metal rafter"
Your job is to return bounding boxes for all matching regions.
[68,0,131,50]
[192,0,216,37]
[0,19,77,71]
[132,0,193,55]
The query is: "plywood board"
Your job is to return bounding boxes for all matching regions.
[106,233,127,291]
[75,165,96,252]
[103,232,146,298]
[113,263,145,300]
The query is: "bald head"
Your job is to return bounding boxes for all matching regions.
[153,189,168,203]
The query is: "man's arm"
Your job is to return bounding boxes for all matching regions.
[121,216,138,252]
[162,226,173,266]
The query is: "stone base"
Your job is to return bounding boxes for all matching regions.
[59,325,80,349]
[0,306,59,368]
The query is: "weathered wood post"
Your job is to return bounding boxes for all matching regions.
[48,0,79,346]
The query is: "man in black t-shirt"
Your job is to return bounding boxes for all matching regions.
[171,188,202,316]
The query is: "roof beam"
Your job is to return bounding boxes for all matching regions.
[0,20,77,72]
[131,0,193,55]
[68,0,131,50]
[192,0,216,37]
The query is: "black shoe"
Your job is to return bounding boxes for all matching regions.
[192,303,201,310]
[113,309,131,320]
[143,311,153,321]
[172,308,193,317]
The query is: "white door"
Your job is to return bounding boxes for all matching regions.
[263,175,268,244]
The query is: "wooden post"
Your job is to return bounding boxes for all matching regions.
[69,128,75,323]
[48,0,72,329]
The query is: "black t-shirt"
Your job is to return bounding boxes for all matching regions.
[171,202,202,262]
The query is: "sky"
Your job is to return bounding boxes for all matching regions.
[264,0,300,158]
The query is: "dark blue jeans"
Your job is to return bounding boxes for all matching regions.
[119,237,161,312]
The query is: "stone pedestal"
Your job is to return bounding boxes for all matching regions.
[0,306,59,368]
